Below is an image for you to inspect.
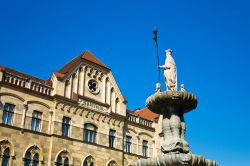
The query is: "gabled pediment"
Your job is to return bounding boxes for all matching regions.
[56,50,109,79]
[51,50,126,116]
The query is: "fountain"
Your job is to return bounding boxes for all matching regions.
[133,50,218,166]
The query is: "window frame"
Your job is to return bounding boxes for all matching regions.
[62,116,71,137]
[83,123,97,143]
[142,140,148,157]
[109,129,116,148]
[31,111,42,132]
[125,135,132,153]
[83,156,95,166]
[2,103,15,125]
[24,151,40,166]
[1,148,10,166]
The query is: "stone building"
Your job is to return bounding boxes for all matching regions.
[0,50,163,166]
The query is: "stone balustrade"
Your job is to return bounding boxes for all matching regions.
[1,72,52,95]
[126,113,153,127]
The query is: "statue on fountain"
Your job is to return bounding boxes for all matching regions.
[158,49,177,91]
[133,49,218,166]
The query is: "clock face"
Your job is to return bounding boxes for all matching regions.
[88,79,100,95]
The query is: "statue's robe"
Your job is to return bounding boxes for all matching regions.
[164,54,177,91]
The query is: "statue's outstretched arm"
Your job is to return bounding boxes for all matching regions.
[158,65,170,70]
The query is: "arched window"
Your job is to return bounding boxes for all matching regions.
[0,139,14,166]
[64,80,71,98]
[23,145,43,166]
[110,88,115,112]
[64,158,69,166]
[24,152,31,166]
[56,156,69,166]
[115,98,119,113]
[55,155,62,166]
[83,156,95,166]
[105,77,110,104]
[33,153,39,166]
[83,123,97,143]
[24,151,39,166]
[2,148,10,166]
[107,160,117,166]
[55,150,70,166]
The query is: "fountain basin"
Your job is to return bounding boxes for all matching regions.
[146,91,197,114]
[133,153,218,166]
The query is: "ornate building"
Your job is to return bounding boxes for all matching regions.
[0,50,163,166]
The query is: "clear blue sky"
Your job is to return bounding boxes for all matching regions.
[0,0,249,165]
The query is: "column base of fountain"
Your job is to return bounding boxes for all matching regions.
[133,153,218,166]
[161,138,189,154]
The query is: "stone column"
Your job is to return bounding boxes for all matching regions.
[0,70,3,81]
[0,101,3,123]
[161,105,185,153]
[48,110,53,134]
[21,102,28,129]
[137,135,140,155]
[0,156,2,166]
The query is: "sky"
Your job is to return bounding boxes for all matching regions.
[0,0,250,165]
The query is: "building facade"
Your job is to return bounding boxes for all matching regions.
[0,51,163,166]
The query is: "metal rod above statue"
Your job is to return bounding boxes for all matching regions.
[153,28,160,83]
[153,29,177,92]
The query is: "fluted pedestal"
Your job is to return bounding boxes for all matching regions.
[133,91,217,166]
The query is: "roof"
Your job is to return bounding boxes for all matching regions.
[57,50,109,78]
[0,66,52,86]
[135,108,159,120]
[126,108,159,121]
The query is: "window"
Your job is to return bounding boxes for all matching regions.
[55,155,69,166]
[83,123,97,143]
[55,156,62,166]
[125,135,132,153]
[2,148,10,166]
[142,140,148,157]
[32,153,39,166]
[62,117,71,137]
[109,129,116,148]
[83,156,94,166]
[87,79,99,94]
[107,160,117,166]
[2,103,15,125]
[24,151,31,166]
[24,151,39,166]
[31,111,42,132]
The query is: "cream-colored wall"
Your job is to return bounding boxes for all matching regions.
[51,62,126,117]
[0,85,160,166]
[0,60,161,165]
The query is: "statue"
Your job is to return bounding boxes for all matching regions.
[159,49,177,91]
[155,83,161,93]
[181,84,185,92]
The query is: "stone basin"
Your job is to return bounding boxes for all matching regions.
[146,91,197,114]
[133,153,218,166]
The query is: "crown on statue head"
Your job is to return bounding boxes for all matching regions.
[166,49,172,55]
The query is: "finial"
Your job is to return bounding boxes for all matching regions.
[155,83,161,93]
[181,84,185,92]
[165,49,172,55]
